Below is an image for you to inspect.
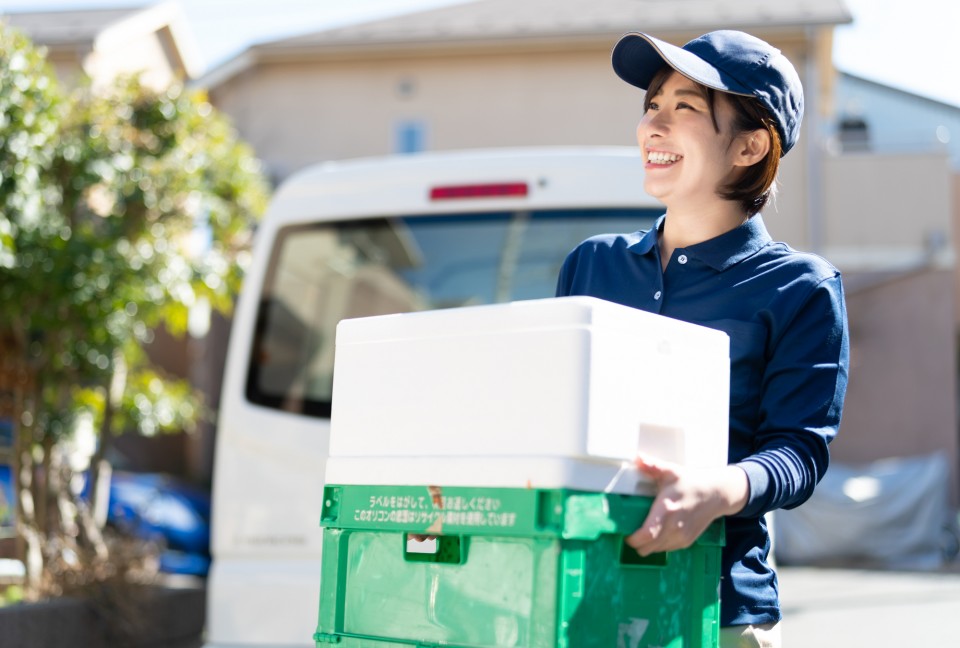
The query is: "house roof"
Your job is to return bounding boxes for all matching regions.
[839,71,960,112]
[3,7,143,46]
[200,0,851,89]
[2,2,202,79]
[270,0,851,49]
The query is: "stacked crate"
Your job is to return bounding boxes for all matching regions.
[315,297,730,648]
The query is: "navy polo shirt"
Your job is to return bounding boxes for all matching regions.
[556,214,849,626]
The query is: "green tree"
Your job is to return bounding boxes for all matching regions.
[0,24,59,265]
[0,23,270,597]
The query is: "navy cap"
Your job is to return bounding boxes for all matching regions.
[612,30,804,155]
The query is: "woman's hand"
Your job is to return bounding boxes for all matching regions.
[626,455,750,556]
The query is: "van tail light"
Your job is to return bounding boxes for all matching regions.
[429,182,529,201]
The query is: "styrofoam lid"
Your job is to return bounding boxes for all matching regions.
[335,296,728,356]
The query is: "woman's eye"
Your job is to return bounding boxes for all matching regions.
[646,101,659,111]
[676,102,693,110]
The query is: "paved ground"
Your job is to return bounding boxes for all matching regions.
[165,563,960,647]
[778,564,960,646]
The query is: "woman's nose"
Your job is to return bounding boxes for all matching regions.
[642,109,670,134]
[637,116,665,145]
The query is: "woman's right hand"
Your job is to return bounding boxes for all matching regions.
[625,455,749,556]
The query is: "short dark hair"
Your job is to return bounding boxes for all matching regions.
[644,67,783,215]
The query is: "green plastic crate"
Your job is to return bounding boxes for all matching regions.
[315,484,722,648]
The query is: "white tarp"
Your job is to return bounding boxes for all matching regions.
[773,452,956,570]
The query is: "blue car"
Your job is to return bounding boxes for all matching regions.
[104,471,212,576]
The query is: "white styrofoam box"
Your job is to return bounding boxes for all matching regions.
[327,296,729,492]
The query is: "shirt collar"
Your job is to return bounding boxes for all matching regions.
[628,214,773,272]
[626,214,664,256]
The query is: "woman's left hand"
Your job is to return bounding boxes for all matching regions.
[625,455,749,556]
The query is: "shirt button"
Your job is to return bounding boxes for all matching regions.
[678,254,688,264]
[654,291,662,300]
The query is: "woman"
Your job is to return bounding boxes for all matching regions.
[556,31,849,647]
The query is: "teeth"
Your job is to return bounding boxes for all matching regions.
[648,151,682,164]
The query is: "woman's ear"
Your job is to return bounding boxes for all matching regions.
[733,129,771,167]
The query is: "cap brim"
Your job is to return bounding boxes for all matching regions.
[612,32,751,97]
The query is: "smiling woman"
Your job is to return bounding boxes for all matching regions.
[640,67,782,228]
[556,30,850,648]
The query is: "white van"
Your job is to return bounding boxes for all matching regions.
[204,147,662,647]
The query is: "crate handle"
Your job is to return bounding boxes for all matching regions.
[619,536,667,568]
[404,534,466,564]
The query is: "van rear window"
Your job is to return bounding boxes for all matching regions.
[245,208,658,417]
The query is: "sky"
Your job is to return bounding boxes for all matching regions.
[3,0,960,107]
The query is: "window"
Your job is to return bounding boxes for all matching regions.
[394,120,427,154]
[245,208,659,417]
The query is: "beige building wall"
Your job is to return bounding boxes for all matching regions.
[821,152,957,495]
[45,28,185,92]
[13,4,199,92]
[839,269,958,499]
[86,26,186,91]
[823,152,952,263]
[210,45,647,175]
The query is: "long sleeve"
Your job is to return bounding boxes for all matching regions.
[734,273,849,518]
